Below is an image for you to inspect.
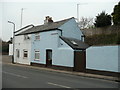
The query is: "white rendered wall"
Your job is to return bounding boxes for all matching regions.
[86,45,119,72]
[31,30,74,67]
[9,44,13,56]
[14,35,31,65]
[59,18,83,40]
[31,30,59,64]
[54,39,74,67]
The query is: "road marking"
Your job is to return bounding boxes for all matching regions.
[3,71,28,78]
[47,82,71,88]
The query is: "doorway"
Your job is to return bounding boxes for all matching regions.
[74,50,86,72]
[46,49,52,67]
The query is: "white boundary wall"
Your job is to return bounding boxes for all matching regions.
[86,45,119,72]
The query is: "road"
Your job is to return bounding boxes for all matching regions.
[2,55,119,88]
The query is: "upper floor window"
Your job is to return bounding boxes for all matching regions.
[35,33,40,40]
[24,34,30,40]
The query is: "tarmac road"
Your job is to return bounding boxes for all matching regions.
[2,55,119,88]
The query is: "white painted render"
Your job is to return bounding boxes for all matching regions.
[31,30,74,67]
[86,45,119,72]
[54,39,74,67]
[9,44,13,56]
[59,18,83,41]
[14,34,31,65]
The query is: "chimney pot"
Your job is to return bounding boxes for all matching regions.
[44,16,53,24]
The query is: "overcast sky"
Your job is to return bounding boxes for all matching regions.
[1,0,119,41]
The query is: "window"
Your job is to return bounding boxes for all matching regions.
[35,33,40,40]
[71,40,78,46]
[16,49,19,58]
[24,35,27,40]
[23,50,28,58]
[81,35,85,42]
[35,51,40,60]
[24,35,30,40]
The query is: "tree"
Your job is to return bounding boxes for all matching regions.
[1,40,9,54]
[94,11,111,27]
[78,17,94,29]
[112,2,120,25]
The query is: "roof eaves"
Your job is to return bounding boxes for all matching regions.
[15,28,62,36]
[14,24,34,33]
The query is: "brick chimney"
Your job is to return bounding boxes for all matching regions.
[44,16,53,24]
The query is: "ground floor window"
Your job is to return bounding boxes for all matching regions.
[23,50,28,58]
[34,50,40,60]
[16,49,19,58]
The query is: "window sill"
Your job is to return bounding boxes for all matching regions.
[34,59,40,61]
[34,39,40,41]
[23,57,28,59]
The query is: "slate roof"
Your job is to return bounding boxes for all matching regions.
[14,24,34,33]
[16,17,74,35]
[60,36,89,50]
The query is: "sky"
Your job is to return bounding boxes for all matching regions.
[1,0,119,41]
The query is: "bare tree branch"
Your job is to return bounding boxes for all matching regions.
[78,17,94,29]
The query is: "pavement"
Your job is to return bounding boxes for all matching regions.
[2,55,119,82]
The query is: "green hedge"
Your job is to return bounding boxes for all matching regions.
[85,33,120,46]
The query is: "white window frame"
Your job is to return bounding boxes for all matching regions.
[34,50,40,60]
[23,50,28,58]
[35,33,40,40]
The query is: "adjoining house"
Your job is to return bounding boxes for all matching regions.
[13,16,89,72]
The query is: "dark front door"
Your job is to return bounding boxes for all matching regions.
[74,50,86,72]
[46,50,52,67]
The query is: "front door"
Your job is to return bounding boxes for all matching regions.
[16,49,20,63]
[74,50,86,72]
[46,50,52,67]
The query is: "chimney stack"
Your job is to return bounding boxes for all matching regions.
[44,16,53,24]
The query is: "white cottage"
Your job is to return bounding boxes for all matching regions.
[14,16,89,71]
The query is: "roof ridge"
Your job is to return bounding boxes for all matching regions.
[54,17,74,23]
[35,17,74,27]
[15,24,34,33]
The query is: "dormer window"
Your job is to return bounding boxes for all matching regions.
[35,33,40,40]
